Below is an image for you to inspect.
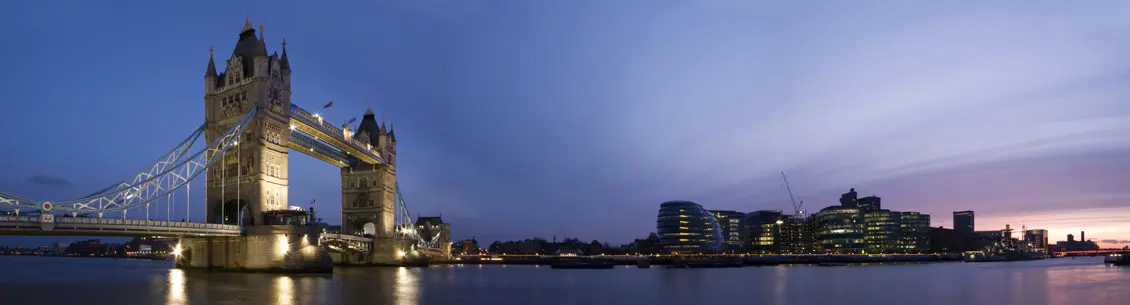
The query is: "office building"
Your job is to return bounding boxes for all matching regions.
[1024,229,1049,253]
[896,212,931,252]
[780,216,814,254]
[839,188,859,208]
[864,209,900,253]
[857,195,882,212]
[742,210,785,254]
[709,210,746,251]
[656,201,724,254]
[814,206,865,253]
[953,211,974,235]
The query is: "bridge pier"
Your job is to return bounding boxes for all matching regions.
[328,236,417,266]
[175,225,332,273]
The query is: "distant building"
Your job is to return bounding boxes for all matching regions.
[742,210,785,254]
[656,201,724,254]
[864,209,900,253]
[709,210,746,251]
[814,206,865,253]
[780,216,814,254]
[896,212,930,252]
[814,189,929,254]
[839,188,859,208]
[953,211,974,235]
[415,216,451,256]
[857,196,882,212]
[1056,231,1099,251]
[1024,229,1049,253]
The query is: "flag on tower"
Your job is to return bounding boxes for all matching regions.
[346,117,357,124]
[324,100,334,108]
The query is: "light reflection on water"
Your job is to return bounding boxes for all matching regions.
[166,269,186,305]
[1,256,1129,305]
[395,267,420,305]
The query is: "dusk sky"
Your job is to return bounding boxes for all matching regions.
[2,1,1129,248]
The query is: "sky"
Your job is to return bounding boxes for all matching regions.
[1,1,1130,248]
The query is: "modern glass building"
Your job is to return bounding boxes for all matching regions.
[780,216,814,254]
[814,206,865,253]
[742,210,785,254]
[864,209,900,253]
[953,210,974,235]
[896,212,931,252]
[709,210,746,251]
[657,201,724,254]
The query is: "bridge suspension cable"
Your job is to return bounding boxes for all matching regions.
[0,108,258,216]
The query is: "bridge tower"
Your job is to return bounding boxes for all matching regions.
[203,18,293,226]
[340,110,397,235]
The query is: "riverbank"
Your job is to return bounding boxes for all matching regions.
[443,254,959,266]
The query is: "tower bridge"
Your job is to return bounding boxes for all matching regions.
[0,18,451,272]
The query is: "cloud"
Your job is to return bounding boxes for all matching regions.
[28,175,73,186]
[1100,239,1130,244]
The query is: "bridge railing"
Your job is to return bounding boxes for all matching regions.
[289,104,382,161]
[0,215,240,233]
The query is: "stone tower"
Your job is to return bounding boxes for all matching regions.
[204,18,293,225]
[340,109,398,235]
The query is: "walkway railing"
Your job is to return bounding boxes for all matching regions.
[289,104,382,163]
[0,215,241,236]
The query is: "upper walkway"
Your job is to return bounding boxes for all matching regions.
[288,103,383,166]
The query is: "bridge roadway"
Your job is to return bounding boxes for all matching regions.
[0,215,241,237]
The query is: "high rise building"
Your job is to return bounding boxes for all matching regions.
[864,209,900,253]
[1024,229,1049,253]
[953,211,974,235]
[780,216,814,254]
[839,188,859,208]
[857,196,882,212]
[814,206,864,253]
[709,210,746,251]
[742,210,785,254]
[656,201,724,254]
[896,212,931,252]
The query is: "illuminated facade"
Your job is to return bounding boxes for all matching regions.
[742,210,785,254]
[1024,229,1049,253]
[814,206,864,253]
[864,209,900,253]
[780,216,814,254]
[896,212,930,252]
[710,210,745,251]
[657,201,724,254]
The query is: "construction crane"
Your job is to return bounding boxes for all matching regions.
[781,171,805,218]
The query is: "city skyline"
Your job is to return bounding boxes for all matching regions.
[1,1,1129,247]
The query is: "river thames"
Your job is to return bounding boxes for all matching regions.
[0,256,1127,305]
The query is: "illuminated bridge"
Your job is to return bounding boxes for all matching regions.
[0,18,449,272]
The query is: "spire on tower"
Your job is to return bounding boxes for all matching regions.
[279,38,291,71]
[253,22,268,57]
[205,45,217,77]
[242,13,254,33]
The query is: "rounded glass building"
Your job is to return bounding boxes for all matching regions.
[656,201,724,254]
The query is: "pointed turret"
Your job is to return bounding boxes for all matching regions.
[353,108,381,146]
[205,45,218,77]
[388,122,396,142]
[380,116,388,135]
[280,38,291,71]
[205,45,218,95]
[254,23,269,58]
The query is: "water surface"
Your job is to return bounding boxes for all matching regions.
[1,256,1126,305]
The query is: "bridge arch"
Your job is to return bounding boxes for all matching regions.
[215,199,253,226]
